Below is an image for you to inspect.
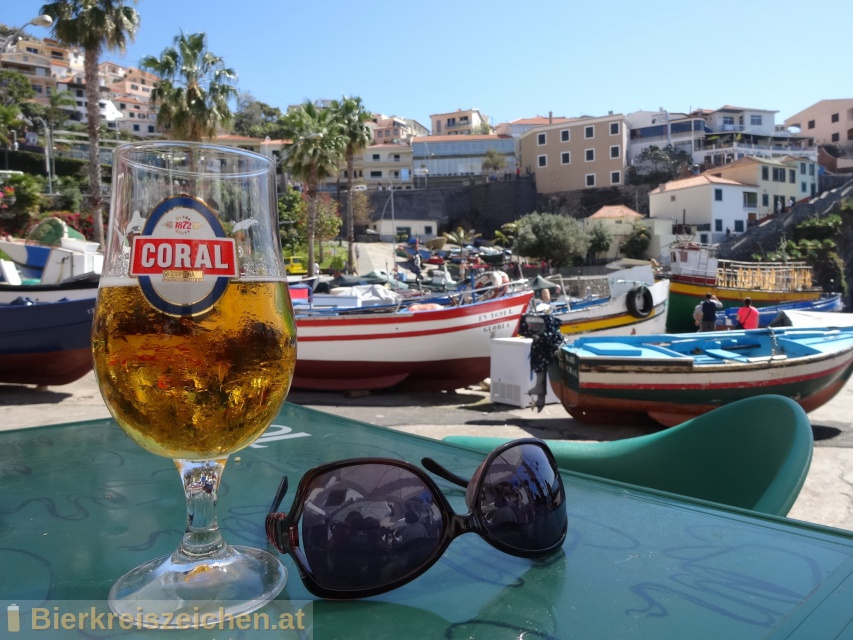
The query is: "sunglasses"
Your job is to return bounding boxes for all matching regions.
[265,438,567,599]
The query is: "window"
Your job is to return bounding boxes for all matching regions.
[610,171,621,184]
[584,125,594,139]
[372,154,380,161]
[761,166,769,181]
[561,152,571,164]
[832,133,840,142]
[734,220,745,233]
[832,113,839,123]
[610,145,620,159]
[585,149,594,162]
[800,162,806,173]
[807,120,815,129]
[424,226,433,235]
[715,188,723,201]
[801,181,807,193]
[560,130,569,142]
[743,192,757,207]
[772,168,785,182]
[393,154,401,162]
[370,170,382,178]
[715,219,723,232]
[133,124,139,132]
[585,174,596,187]
[537,155,547,168]
[670,195,676,202]
[750,114,762,126]
[789,169,796,183]
[809,164,815,175]
[762,194,769,206]
[537,133,546,145]
[723,116,734,125]
[148,126,154,133]
[610,122,619,135]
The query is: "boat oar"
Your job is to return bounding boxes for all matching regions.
[442,395,812,517]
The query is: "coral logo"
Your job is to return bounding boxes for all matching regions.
[130,196,237,317]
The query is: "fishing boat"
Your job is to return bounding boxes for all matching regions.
[716,294,843,329]
[548,326,853,427]
[542,264,670,337]
[666,241,822,333]
[0,296,95,386]
[0,220,102,303]
[293,289,534,391]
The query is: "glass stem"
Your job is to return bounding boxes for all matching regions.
[175,458,229,559]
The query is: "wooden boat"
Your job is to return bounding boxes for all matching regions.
[293,289,534,391]
[548,326,853,427]
[716,294,843,329]
[0,231,102,304]
[534,264,670,337]
[0,296,95,386]
[666,241,821,333]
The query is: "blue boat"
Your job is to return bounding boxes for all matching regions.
[715,294,843,329]
[0,297,95,386]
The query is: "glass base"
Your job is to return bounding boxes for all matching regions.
[109,544,287,629]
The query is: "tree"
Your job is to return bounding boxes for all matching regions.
[141,31,237,141]
[349,189,374,227]
[620,221,651,259]
[633,144,694,182]
[443,226,482,246]
[42,0,140,249]
[232,93,282,139]
[330,96,371,274]
[311,192,342,262]
[276,102,345,276]
[481,149,507,177]
[513,213,588,267]
[277,185,306,256]
[494,221,519,247]
[0,70,35,108]
[587,222,613,263]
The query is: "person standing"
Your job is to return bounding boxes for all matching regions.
[699,292,722,332]
[736,297,760,329]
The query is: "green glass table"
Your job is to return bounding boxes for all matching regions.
[1,403,852,639]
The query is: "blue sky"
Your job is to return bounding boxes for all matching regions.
[5,0,850,130]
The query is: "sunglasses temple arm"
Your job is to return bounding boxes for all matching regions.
[269,476,289,513]
[421,457,470,488]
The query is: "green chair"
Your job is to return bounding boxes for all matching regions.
[443,395,813,517]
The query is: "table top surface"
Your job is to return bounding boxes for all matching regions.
[1,403,852,640]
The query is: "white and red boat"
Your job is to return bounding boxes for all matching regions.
[293,289,534,391]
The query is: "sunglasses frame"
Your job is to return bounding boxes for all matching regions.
[265,438,567,599]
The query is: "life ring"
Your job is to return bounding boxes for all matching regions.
[473,270,509,300]
[626,285,653,318]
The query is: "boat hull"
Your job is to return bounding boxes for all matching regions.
[549,327,853,427]
[555,279,669,337]
[0,297,95,386]
[294,291,534,391]
[666,280,821,333]
[0,279,99,304]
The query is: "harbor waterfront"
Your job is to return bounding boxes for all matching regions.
[1,368,851,532]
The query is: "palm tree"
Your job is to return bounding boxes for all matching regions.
[330,96,371,274]
[140,32,237,141]
[443,226,482,247]
[45,89,77,130]
[277,102,345,276]
[41,0,140,248]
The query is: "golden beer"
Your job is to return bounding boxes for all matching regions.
[92,279,296,460]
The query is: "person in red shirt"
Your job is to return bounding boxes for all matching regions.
[736,297,760,329]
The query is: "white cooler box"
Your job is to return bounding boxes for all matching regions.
[490,337,560,408]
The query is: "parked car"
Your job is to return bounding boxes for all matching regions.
[284,257,308,275]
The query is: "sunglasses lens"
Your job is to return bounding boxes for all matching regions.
[478,443,566,552]
[299,463,444,593]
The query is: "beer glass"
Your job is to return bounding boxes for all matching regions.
[93,142,296,625]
